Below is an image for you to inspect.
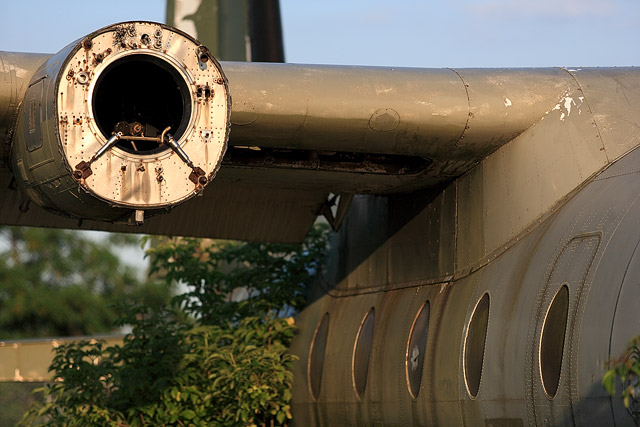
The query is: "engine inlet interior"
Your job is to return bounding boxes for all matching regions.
[92,54,191,154]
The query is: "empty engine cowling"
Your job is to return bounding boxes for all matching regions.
[12,21,230,223]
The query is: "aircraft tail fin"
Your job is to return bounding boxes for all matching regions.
[166,0,284,62]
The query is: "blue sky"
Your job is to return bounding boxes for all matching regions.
[0,0,638,68]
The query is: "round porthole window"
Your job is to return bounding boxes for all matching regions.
[540,284,569,398]
[353,308,375,398]
[406,301,431,398]
[308,313,330,400]
[463,293,490,399]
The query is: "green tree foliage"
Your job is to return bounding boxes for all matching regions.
[603,335,640,418]
[20,223,329,426]
[0,226,167,338]
[153,223,328,324]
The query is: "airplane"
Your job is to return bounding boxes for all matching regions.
[0,1,639,425]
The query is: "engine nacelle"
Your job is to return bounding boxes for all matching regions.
[12,22,230,223]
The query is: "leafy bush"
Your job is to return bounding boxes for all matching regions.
[150,223,328,324]
[603,335,640,419]
[20,224,328,426]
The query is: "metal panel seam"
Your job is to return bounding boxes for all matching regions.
[562,67,610,164]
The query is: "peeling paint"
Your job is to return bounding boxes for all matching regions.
[564,97,574,115]
[375,87,395,95]
[551,95,580,121]
[11,66,29,79]
[504,97,512,107]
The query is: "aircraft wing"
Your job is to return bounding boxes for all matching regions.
[0,22,594,242]
[0,168,326,242]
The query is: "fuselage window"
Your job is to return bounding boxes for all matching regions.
[308,312,330,400]
[463,293,490,398]
[353,307,375,398]
[540,284,569,398]
[406,300,431,398]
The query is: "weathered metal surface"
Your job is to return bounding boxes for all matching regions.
[222,147,431,175]
[7,43,631,241]
[287,68,640,425]
[0,335,123,382]
[321,69,639,284]
[291,142,640,425]
[9,22,231,225]
[0,52,50,167]
[224,64,575,187]
[2,55,610,198]
[455,69,639,272]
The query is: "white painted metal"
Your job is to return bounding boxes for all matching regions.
[58,22,229,208]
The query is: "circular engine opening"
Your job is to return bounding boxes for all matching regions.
[92,54,191,154]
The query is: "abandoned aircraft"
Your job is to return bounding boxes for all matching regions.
[0,2,639,425]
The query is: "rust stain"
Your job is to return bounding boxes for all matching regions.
[142,167,151,203]
[120,164,129,201]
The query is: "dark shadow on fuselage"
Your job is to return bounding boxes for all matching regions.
[307,184,449,304]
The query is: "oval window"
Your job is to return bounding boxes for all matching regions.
[406,301,431,398]
[308,313,330,400]
[540,284,569,398]
[353,308,375,398]
[464,293,490,398]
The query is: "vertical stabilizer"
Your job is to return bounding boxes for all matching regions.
[166,0,284,62]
